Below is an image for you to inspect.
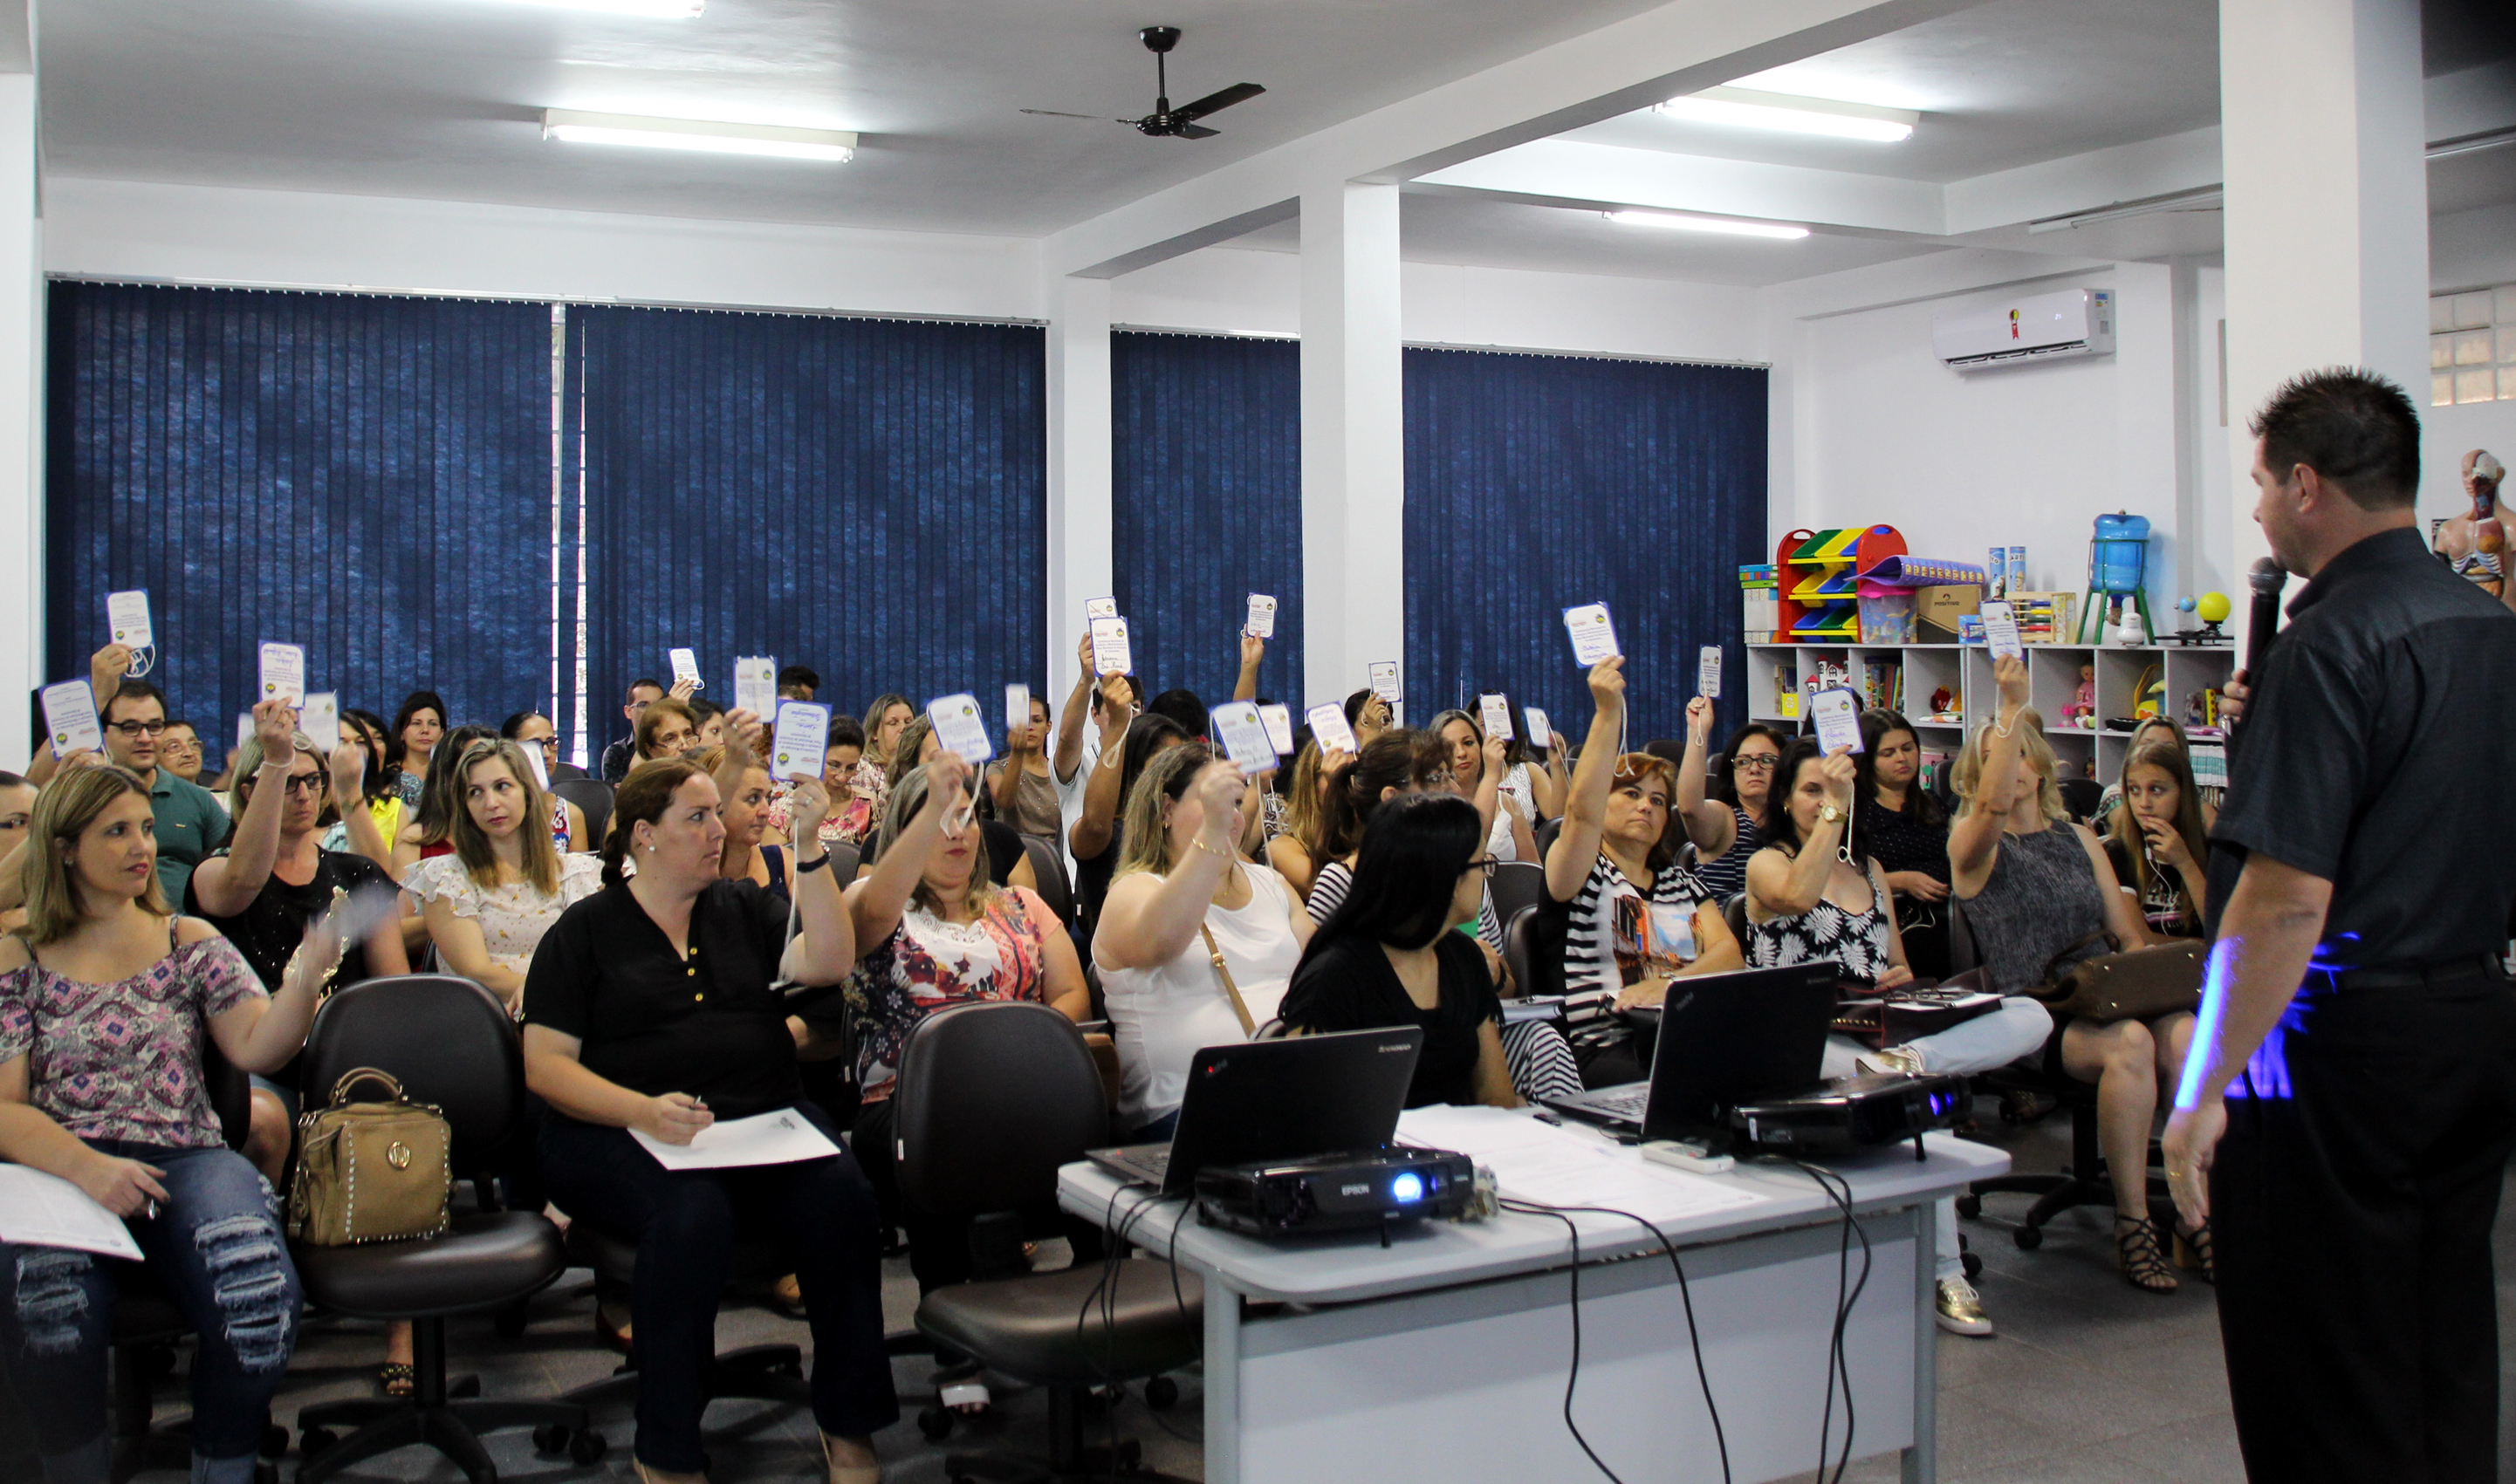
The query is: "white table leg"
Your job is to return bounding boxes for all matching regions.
[1902,1200,1938,1484]
[1202,1264,1244,1484]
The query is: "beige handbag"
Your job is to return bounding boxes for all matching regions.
[287,1068,453,1247]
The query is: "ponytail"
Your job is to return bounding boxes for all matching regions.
[600,759,705,887]
[1307,728,1445,864]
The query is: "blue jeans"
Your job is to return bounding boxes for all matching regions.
[538,1101,899,1473]
[0,1141,300,1482]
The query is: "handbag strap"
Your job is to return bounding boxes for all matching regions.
[1199,922,1258,1037]
[328,1066,405,1107]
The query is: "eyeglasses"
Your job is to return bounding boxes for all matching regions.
[1732,755,1780,773]
[107,720,169,737]
[278,773,328,797]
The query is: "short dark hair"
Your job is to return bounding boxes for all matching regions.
[776,664,819,694]
[105,680,168,726]
[1302,791,1484,954]
[1148,688,1207,740]
[627,678,664,700]
[162,718,197,736]
[688,697,723,722]
[2250,367,2420,510]
[825,715,867,751]
[498,711,543,739]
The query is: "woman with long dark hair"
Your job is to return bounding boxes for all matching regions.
[2103,739,2210,940]
[382,690,448,810]
[1282,792,1518,1110]
[1858,708,1954,978]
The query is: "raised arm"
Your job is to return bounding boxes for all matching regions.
[848,755,970,956]
[1093,763,1246,969]
[205,913,339,1075]
[1471,733,1506,838]
[1745,749,1854,920]
[1052,632,1096,783]
[780,778,856,984]
[1674,696,1737,856]
[1544,658,1624,904]
[89,643,133,715]
[186,701,300,918]
[1067,693,1132,860]
[1233,633,1264,704]
[327,739,397,879]
[1949,657,2031,894]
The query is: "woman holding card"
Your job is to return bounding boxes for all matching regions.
[695,740,792,899]
[1341,689,1393,748]
[1682,710,1787,903]
[524,760,895,1484]
[0,763,334,1484]
[1430,710,1536,864]
[1545,660,1745,1010]
[987,693,1063,843]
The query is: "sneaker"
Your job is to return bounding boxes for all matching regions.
[1935,1276,1994,1337]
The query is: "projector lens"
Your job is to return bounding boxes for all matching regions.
[1389,1172,1425,1203]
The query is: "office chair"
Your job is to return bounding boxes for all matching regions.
[108,1042,289,1484]
[1722,892,1750,954]
[2058,776,2105,824]
[1020,835,1073,927]
[550,777,612,850]
[290,975,599,1482]
[1500,904,1569,1005]
[895,1002,1201,1482]
[1487,860,1546,929]
[1948,900,2170,1248]
[1532,815,1566,866]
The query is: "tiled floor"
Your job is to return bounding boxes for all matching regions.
[12,1104,2513,1483]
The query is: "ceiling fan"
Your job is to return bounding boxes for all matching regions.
[1023,26,1265,140]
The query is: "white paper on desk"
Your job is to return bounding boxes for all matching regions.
[1210,701,1278,773]
[1523,707,1553,752]
[770,701,832,783]
[632,1109,840,1171]
[106,590,154,653]
[1810,687,1864,755]
[41,680,105,758]
[1478,694,1514,742]
[1698,646,1724,699]
[1395,1104,1766,1226]
[1563,602,1621,667]
[301,692,341,755]
[1367,661,1402,702]
[1090,616,1133,677]
[927,693,996,766]
[733,656,777,717]
[1980,600,2024,661]
[1256,703,1296,756]
[668,647,703,691]
[1306,702,1358,756]
[0,1164,143,1260]
[1244,592,1276,639]
[257,642,305,705]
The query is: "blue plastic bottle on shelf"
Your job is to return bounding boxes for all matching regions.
[2089,513,2149,595]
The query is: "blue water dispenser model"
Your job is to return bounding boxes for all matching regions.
[2081,511,2154,642]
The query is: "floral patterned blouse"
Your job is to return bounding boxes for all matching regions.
[0,932,265,1149]
[844,886,1054,1104]
[402,853,606,981]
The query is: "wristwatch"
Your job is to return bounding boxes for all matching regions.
[1817,803,1846,825]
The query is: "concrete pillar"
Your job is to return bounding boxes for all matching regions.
[0,71,39,767]
[1044,274,1113,700]
[2218,0,2428,636]
[1299,181,1405,711]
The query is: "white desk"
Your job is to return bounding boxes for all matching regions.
[1059,1129,2008,1484]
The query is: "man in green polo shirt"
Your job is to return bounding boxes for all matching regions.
[88,646,230,904]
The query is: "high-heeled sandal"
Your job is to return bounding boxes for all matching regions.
[2115,1214,2178,1293]
[820,1431,881,1484]
[2174,1219,2216,1283]
[376,1362,414,1397]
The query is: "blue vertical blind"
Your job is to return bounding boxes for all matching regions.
[1402,349,1768,746]
[45,282,556,734]
[572,308,1045,729]
[1109,332,1304,706]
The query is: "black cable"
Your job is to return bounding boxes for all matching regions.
[1779,1158,1872,1484]
[1499,1199,1627,1484]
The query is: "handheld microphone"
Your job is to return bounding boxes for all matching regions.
[2245,557,2287,682]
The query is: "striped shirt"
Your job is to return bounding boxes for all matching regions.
[1565,851,1716,993]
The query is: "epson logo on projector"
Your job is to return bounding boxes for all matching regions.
[1340,1183,1372,1196]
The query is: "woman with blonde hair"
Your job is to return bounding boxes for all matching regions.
[1951,657,2202,1292]
[403,737,604,1011]
[1262,739,1340,899]
[0,761,339,1484]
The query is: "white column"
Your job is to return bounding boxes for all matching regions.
[1043,274,1113,700]
[0,72,40,766]
[2218,0,2428,633]
[1299,181,1405,711]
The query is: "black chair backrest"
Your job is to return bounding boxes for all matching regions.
[1947,896,1980,975]
[1488,860,1546,927]
[1020,835,1073,928]
[299,975,524,1166]
[1533,816,1566,866]
[552,778,613,851]
[825,839,860,883]
[1501,904,1570,1001]
[2058,777,2104,825]
[894,1002,1107,1218]
[1722,892,1751,955]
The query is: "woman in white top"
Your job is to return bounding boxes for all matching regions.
[1093,742,1313,1141]
[1429,710,1535,864]
[401,738,603,1011]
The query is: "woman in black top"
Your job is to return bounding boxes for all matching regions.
[1856,708,1954,979]
[523,754,894,1484]
[2101,739,2209,940]
[1280,793,1517,1110]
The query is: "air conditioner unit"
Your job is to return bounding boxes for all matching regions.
[1932,288,2115,370]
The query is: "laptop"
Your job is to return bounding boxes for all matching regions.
[1087,1027,1424,1196]
[1541,962,1840,1144]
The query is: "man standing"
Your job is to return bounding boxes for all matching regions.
[599,677,664,783]
[2165,369,2516,1483]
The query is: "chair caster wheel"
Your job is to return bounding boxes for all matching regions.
[2013,1225,2043,1250]
[532,1423,570,1455]
[917,1405,954,1441]
[1962,1250,1984,1281]
[300,1426,338,1459]
[261,1423,290,1459]
[570,1429,608,1465]
[1954,1193,1981,1220]
[1144,1375,1179,1410]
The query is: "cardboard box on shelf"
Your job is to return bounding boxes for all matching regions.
[1915,585,1983,643]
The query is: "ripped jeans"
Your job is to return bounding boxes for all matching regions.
[0,1140,301,1476]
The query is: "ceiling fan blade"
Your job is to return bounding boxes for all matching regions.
[1171,82,1265,122]
[1173,122,1222,140]
[1020,108,1133,123]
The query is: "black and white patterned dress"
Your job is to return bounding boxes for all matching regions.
[1745,858,1896,986]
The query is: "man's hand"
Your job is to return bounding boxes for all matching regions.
[2219,671,2250,731]
[2163,1101,2226,1226]
[90,643,134,699]
[1239,633,1265,671]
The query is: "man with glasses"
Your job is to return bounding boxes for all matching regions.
[158,719,208,786]
[600,678,665,783]
[90,645,230,903]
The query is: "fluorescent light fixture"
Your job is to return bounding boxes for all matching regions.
[487,0,703,16]
[1604,209,1809,240]
[542,109,856,161]
[1656,85,1916,143]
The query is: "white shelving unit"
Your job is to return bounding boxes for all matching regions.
[1747,642,2236,782]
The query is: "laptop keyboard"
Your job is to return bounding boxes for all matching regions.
[1585,1087,1650,1122]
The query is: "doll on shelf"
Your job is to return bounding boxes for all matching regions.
[2060,664,2094,727]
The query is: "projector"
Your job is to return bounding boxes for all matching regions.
[1727,1072,1967,1157]
[1195,1146,1477,1239]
